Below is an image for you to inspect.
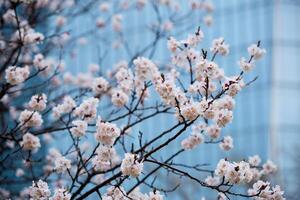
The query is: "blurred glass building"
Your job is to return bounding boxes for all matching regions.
[65,0,300,199]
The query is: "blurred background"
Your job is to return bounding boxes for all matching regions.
[47,0,300,199]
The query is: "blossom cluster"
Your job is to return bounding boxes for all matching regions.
[92,145,120,171]
[29,180,70,200]
[95,118,121,146]
[121,153,144,177]
[213,157,278,185]
[103,186,163,200]
[0,0,284,199]
[5,66,30,85]
[248,180,284,200]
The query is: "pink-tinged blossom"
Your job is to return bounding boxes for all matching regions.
[96,17,106,28]
[55,16,66,27]
[219,136,233,151]
[239,57,254,72]
[16,168,24,177]
[50,188,71,200]
[54,156,71,173]
[248,181,285,200]
[195,59,221,80]
[99,2,110,12]
[29,180,51,200]
[52,96,76,119]
[205,176,220,186]
[95,120,120,145]
[73,97,99,122]
[180,100,200,121]
[19,110,43,127]
[70,120,87,137]
[262,160,277,175]
[206,125,221,139]
[215,95,235,111]
[121,153,143,177]
[112,14,123,32]
[21,133,41,151]
[210,37,229,56]
[115,67,134,93]
[248,155,261,167]
[103,186,127,200]
[128,187,148,200]
[28,93,47,111]
[134,56,159,82]
[3,9,16,24]
[203,15,213,26]
[92,77,109,95]
[111,89,129,107]
[24,31,44,44]
[5,65,30,85]
[92,146,120,171]
[181,132,204,150]
[167,37,179,52]
[214,109,233,127]
[248,44,266,60]
[215,159,253,184]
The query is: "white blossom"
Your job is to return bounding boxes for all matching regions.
[55,16,66,27]
[29,180,51,200]
[92,77,109,95]
[19,110,43,127]
[21,133,41,151]
[50,188,71,200]
[95,120,120,146]
[28,94,47,111]
[70,120,87,137]
[206,125,221,139]
[54,156,71,173]
[24,31,44,44]
[103,186,127,200]
[16,168,25,177]
[111,89,129,107]
[239,57,254,72]
[248,155,261,167]
[92,145,120,171]
[248,44,266,60]
[210,37,229,56]
[262,160,277,175]
[213,109,233,127]
[219,136,233,151]
[73,97,99,122]
[215,159,253,184]
[205,176,220,186]
[121,153,143,177]
[181,132,204,150]
[5,66,30,85]
[248,181,285,200]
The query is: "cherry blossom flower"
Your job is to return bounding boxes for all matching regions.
[19,110,43,127]
[111,89,129,107]
[70,120,87,137]
[95,120,120,145]
[28,93,47,111]
[5,66,30,85]
[121,153,143,177]
[92,77,109,95]
[21,133,41,151]
[50,188,71,200]
[29,180,51,200]
[219,136,234,151]
[54,156,71,173]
